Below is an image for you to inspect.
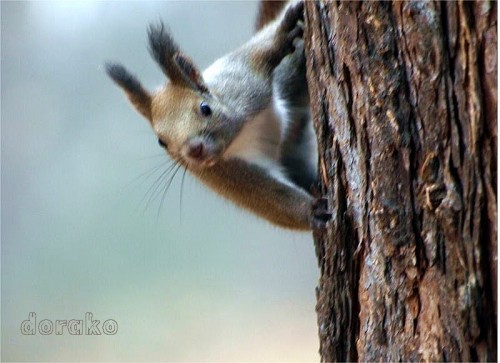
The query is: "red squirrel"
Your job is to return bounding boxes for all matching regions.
[106,1,330,230]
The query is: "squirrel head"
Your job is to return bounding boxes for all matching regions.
[106,23,241,169]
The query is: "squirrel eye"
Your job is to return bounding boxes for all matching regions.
[200,102,212,117]
[158,138,168,149]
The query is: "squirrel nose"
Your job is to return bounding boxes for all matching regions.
[188,142,205,160]
[184,137,220,165]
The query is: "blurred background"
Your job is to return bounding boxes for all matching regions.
[1,2,319,361]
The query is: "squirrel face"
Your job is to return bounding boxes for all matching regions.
[152,85,215,168]
[151,82,242,169]
[107,23,243,170]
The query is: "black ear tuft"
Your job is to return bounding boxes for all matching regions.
[147,22,183,83]
[147,22,208,94]
[105,62,153,122]
[173,53,209,94]
[106,63,143,94]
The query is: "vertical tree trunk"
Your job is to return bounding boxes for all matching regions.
[304,1,497,361]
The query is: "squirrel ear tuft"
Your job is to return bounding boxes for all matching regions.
[148,22,182,84]
[173,53,209,94]
[105,63,153,122]
[147,22,209,94]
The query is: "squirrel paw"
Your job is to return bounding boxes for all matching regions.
[281,1,305,32]
[272,1,304,64]
[311,197,332,230]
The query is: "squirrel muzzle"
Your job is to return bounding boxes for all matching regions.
[181,135,223,167]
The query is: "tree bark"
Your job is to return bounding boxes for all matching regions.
[304,1,497,361]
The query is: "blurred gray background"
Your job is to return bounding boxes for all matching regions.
[1,1,319,361]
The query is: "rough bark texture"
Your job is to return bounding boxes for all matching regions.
[304,1,497,361]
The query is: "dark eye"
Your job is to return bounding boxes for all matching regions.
[200,102,212,117]
[158,138,168,149]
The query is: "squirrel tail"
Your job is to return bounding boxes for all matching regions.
[255,1,288,31]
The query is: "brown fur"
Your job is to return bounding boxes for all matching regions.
[255,1,287,31]
[191,158,312,230]
[151,85,205,156]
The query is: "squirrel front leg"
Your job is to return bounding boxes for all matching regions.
[194,158,314,230]
[242,1,305,75]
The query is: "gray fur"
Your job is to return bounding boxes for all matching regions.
[203,55,273,120]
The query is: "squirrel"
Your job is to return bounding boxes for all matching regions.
[106,0,330,231]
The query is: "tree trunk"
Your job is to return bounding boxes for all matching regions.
[304,1,497,361]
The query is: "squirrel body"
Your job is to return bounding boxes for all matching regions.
[107,1,327,230]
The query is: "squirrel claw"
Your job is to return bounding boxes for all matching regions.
[276,1,305,57]
[286,23,304,53]
[311,197,332,230]
[282,1,304,29]
[310,183,322,199]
